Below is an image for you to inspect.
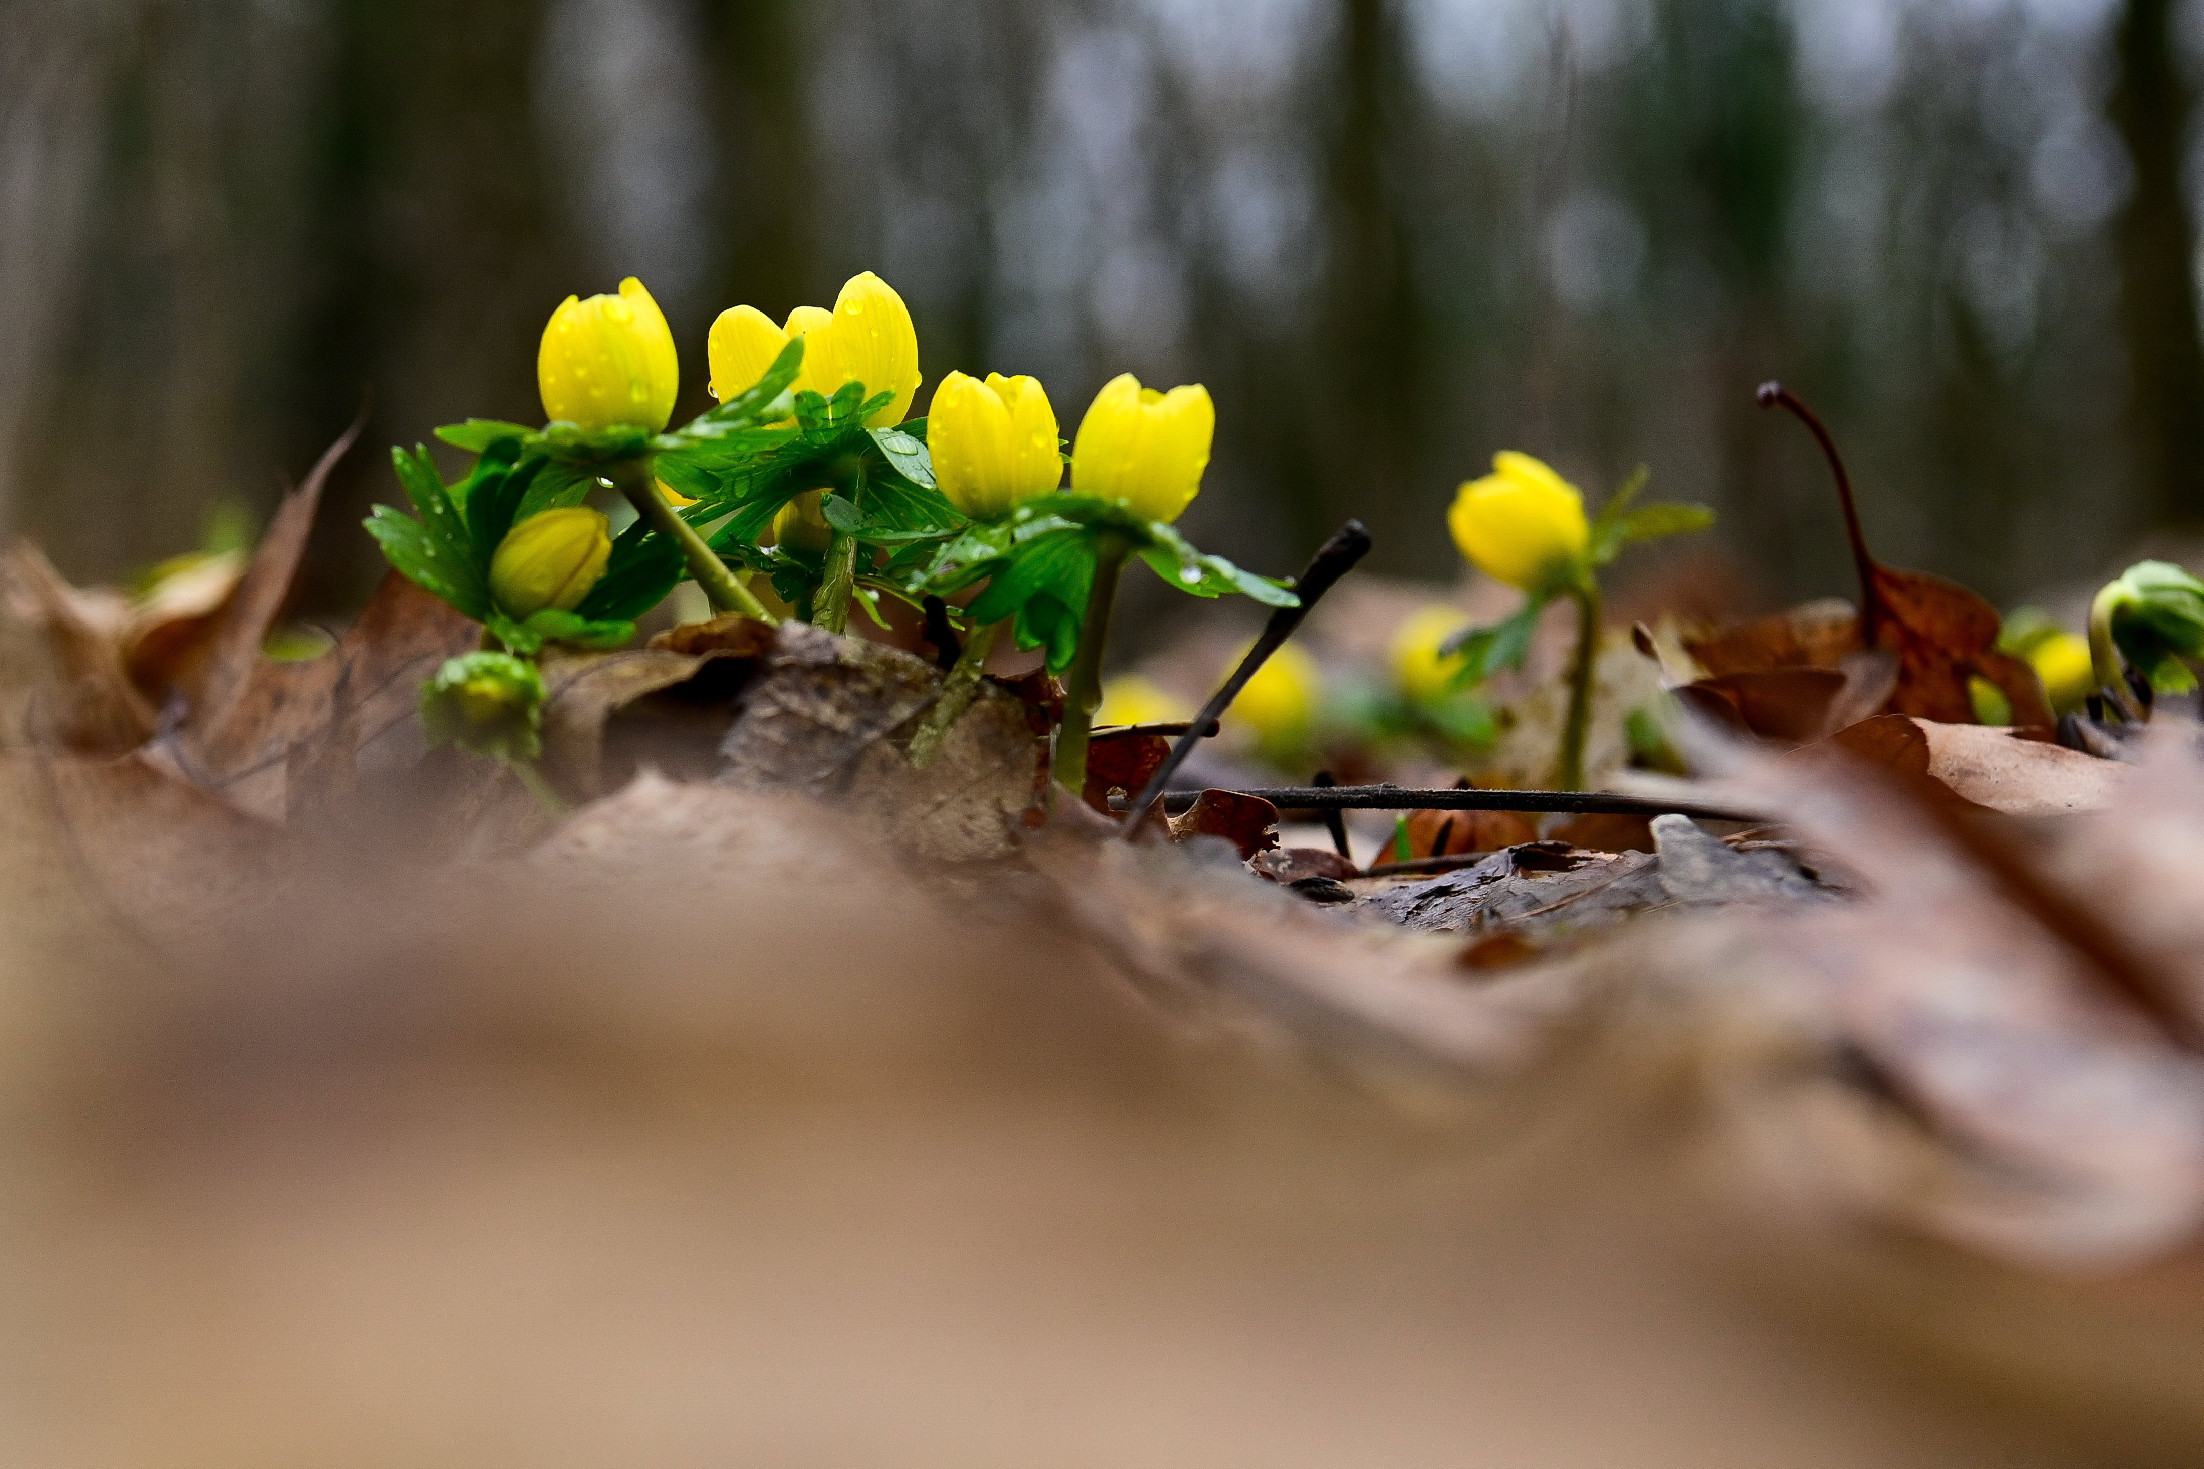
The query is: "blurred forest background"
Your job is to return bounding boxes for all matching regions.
[4,0,2203,640]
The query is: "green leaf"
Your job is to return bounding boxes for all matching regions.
[967,527,1093,628]
[1444,596,1546,687]
[365,505,489,620]
[1140,522,1299,606]
[576,514,687,622]
[539,420,653,464]
[819,492,864,534]
[513,459,596,521]
[868,427,935,489]
[462,441,539,568]
[523,609,636,650]
[1618,502,1715,546]
[436,419,536,454]
[483,609,542,655]
[653,337,804,450]
[1018,591,1085,674]
[379,446,489,616]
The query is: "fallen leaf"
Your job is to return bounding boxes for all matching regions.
[1403,804,1539,859]
[1167,788,1279,860]
[718,622,1037,861]
[1083,729,1171,815]
[0,541,154,752]
[1796,714,2126,817]
[1249,846,1358,883]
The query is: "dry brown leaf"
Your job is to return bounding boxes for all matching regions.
[0,541,155,752]
[1796,714,2125,817]
[719,622,1037,861]
[1167,788,1280,860]
[122,549,246,696]
[1404,804,1540,858]
[1082,729,1170,814]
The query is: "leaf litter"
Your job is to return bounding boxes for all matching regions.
[9,432,2204,1462]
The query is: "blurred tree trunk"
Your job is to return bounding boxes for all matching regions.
[2110,0,2204,531]
[294,0,584,609]
[700,0,811,317]
[1313,0,1420,548]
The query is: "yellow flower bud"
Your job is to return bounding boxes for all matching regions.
[770,490,835,556]
[1094,675,1184,727]
[1070,372,1214,524]
[2028,629,2095,712]
[1447,451,1591,591]
[489,507,612,619]
[537,277,680,433]
[706,303,790,403]
[1389,604,1475,704]
[1229,641,1321,750]
[929,370,1062,519]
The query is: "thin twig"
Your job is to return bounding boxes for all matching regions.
[1110,784,1763,822]
[1758,382,1882,644]
[1119,519,1373,833]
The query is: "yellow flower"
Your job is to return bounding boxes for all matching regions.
[1389,604,1475,704]
[1447,451,1590,591]
[770,490,835,556]
[2028,629,2095,712]
[1095,675,1184,727]
[489,507,612,618]
[706,304,789,403]
[1229,641,1321,750]
[708,271,921,427]
[929,370,1062,519]
[1070,372,1214,524]
[538,277,680,433]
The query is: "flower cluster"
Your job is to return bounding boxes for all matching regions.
[368,270,1294,795]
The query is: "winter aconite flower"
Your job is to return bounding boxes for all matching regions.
[1095,675,1184,727]
[929,371,1062,519]
[1070,373,1214,524]
[1389,605,1475,704]
[489,507,611,619]
[708,271,921,426]
[1229,641,1321,753]
[419,651,546,763]
[538,278,680,434]
[1447,451,1590,591]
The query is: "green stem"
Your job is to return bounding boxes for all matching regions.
[1051,530,1132,799]
[906,618,1002,769]
[2088,582,2141,717]
[609,457,774,623]
[813,530,858,635]
[1558,581,1601,793]
[507,758,569,818]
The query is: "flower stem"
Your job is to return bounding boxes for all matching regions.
[906,618,1001,769]
[507,758,568,818]
[609,458,774,623]
[813,531,858,634]
[1051,530,1133,799]
[2088,581,2142,717]
[1558,581,1601,792]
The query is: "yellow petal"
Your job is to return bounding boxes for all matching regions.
[791,272,922,426]
[489,507,612,618]
[2028,629,2095,711]
[1070,373,1214,523]
[930,370,1061,519]
[1388,605,1475,704]
[1095,675,1184,727]
[1229,641,1321,748]
[1446,452,1589,590]
[536,277,680,433]
[769,489,835,556]
[707,304,791,402]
